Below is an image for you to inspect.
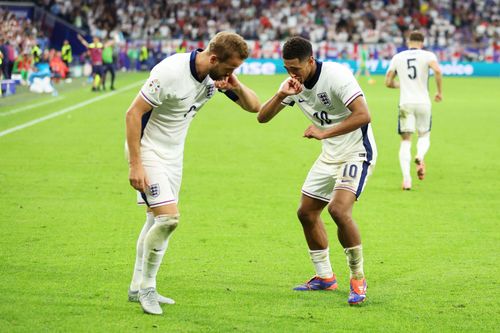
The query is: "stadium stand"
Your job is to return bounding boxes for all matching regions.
[34,0,499,62]
[0,0,498,93]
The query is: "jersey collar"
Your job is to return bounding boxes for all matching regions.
[190,49,204,83]
[303,60,322,89]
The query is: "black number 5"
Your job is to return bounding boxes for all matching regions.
[407,58,417,79]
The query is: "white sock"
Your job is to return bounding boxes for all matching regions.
[309,248,333,279]
[140,214,179,290]
[399,140,412,182]
[416,132,430,161]
[129,212,155,291]
[344,245,364,279]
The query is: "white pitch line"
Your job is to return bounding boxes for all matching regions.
[0,81,142,138]
[0,96,66,116]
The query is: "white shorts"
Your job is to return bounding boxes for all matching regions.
[398,103,431,134]
[301,158,374,202]
[136,152,182,208]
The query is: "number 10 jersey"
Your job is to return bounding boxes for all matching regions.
[281,61,377,165]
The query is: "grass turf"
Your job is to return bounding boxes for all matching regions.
[0,72,498,332]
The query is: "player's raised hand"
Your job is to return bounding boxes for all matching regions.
[278,78,303,96]
[214,74,241,91]
[434,92,442,102]
[303,124,324,140]
[129,163,149,193]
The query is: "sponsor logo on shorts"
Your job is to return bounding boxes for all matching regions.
[148,183,160,198]
[359,153,366,157]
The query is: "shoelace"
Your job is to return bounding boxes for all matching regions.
[142,290,158,304]
[305,276,320,289]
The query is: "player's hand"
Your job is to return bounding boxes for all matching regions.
[214,74,241,91]
[434,92,442,102]
[278,78,303,96]
[129,163,149,193]
[303,124,324,140]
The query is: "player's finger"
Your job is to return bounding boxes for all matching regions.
[139,179,147,193]
[131,179,141,192]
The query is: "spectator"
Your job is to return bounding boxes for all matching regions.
[50,50,69,82]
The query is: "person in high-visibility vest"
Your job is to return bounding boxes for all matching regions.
[78,34,113,91]
[31,44,41,63]
[139,45,148,69]
[61,39,72,78]
[102,38,116,90]
[175,40,186,54]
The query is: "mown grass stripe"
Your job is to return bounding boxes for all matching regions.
[0,81,142,138]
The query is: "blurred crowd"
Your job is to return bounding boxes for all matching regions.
[1,0,499,87]
[33,0,499,62]
[1,8,68,94]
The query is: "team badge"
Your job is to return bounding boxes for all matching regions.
[206,84,215,98]
[317,92,331,106]
[148,183,160,198]
[148,79,161,94]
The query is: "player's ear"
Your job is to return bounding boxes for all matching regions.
[209,54,218,65]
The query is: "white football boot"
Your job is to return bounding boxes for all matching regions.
[138,288,163,315]
[128,288,175,304]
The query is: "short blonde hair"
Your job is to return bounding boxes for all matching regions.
[208,32,249,62]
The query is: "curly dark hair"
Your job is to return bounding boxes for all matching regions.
[283,36,313,62]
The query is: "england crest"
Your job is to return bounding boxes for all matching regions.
[148,183,160,198]
[317,92,331,107]
[206,84,215,98]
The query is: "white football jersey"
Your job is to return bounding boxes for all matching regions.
[387,49,438,106]
[282,61,377,164]
[139,51,216,161]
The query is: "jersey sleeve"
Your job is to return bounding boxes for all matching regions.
[331,65,364,107]
[218,89,239,102]
[387,55,397,73]
[427,51,438,63]
[139,66,170,108]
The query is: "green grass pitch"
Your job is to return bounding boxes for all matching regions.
[0,72,498,332]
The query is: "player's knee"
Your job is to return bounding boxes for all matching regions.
[154,214,180,232]
[417,131,430,138]
[297,207,307,222]
[297,207,315,225]
[327,205,350,225]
